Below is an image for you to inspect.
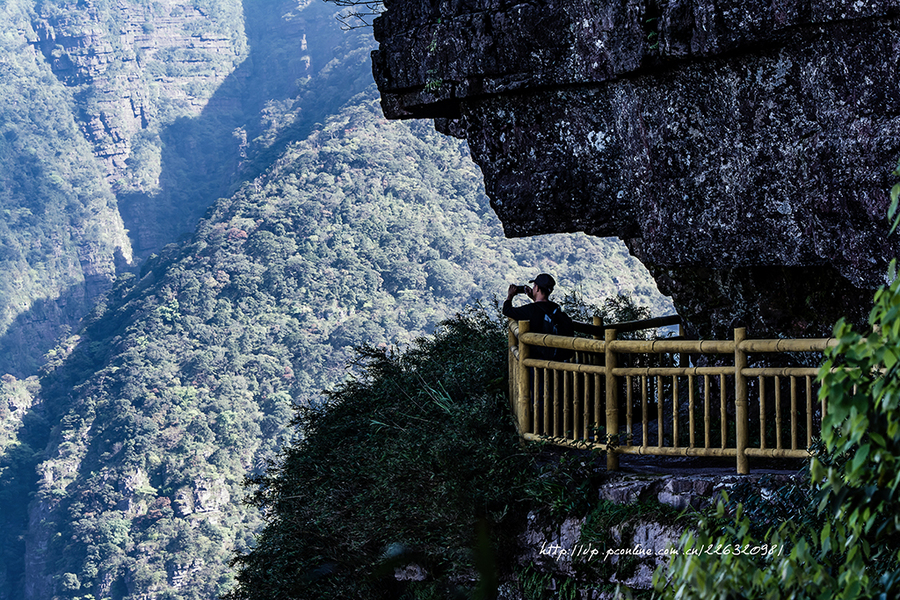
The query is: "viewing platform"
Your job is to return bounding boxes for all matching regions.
[508,315,836,474]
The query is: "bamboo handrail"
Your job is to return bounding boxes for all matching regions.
[572,314,682,336]
[509,316,832,474]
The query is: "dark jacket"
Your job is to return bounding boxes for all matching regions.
[503,299,567,360]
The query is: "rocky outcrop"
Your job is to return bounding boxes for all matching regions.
[30,2,244,179]
[373,1,900,337]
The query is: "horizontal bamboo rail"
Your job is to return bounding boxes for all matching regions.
[508,316,835,474]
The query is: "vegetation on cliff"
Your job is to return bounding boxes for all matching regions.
[226,306,529,600]
[3,87,667,599]
[0,0,131,376]
[0,2,675,599]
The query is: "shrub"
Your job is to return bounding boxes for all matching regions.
[227,305,534,599]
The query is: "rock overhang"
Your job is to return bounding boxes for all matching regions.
[373,0,900,336]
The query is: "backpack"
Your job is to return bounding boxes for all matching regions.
[538,304,574,362]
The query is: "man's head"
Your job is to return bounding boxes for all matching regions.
[529,273,556,297]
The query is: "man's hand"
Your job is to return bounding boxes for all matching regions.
[507,284,535,301]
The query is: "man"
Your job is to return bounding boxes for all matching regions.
[503,273,572,361]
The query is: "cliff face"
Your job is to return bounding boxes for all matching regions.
[32,2,241,177]
[373,0,900,337]
[29,0,249,254]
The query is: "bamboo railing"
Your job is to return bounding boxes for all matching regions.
[508,317,837,474]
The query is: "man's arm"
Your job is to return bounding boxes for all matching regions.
[502,284,535,321]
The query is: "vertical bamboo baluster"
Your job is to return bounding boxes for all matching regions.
[806,376,813,448]
[688,375,696,448]
[573,372,582,440]
[558,370,564,437]
[551,370,558,437]
[626,375,634,446]
[759,376,766,449]
[775,375,782,450]
[672,375,679,448]
[594,373,602,442]
[517,321,532,435]
[704,375,711,448]
[642,375,649,448]
[592,317,603,440]
[584,373,591,440]
[605,328,619,470]
[790,376,798,450]
[553,369,559,436]
[543,368,551,436]
[559,371,564,438]
[735,328,749,475]
[508,322,517,417]
[719,374,726,449]
[657,376,664,447]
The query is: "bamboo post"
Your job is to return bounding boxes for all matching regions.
[573,372,582,440]
[543,369,550,435]
[626,375,633,446]
[584,373,590,440]
[508,322,517,416]
[688,374,695,448]
[735,327,749,474]
[719,374,726,449]
[517,321,531,435]
[657,376,664,447]
[704,375,710,448]
[672,375,679,448]
[806,376,813,448]
[759,376,766,449]
[775,375,782,450]
[641,375,648,448]
[790,376,798,450]
[605,328,619,471]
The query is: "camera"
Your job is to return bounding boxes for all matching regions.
[515,285,527,294]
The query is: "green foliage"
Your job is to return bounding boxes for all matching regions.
[15,90,667,600]
[654,262,900,600]
[0,4,672,599]
[227,306,533,599]
[524,450,607,518]
[559,290,652,327]
[0,0,129,374]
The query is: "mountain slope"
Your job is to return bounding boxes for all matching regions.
[0,0,131,376]
[0,2,672,599]
[18,91,668,600]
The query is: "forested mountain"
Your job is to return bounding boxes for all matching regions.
[0,0,131,376]
[0,1,671,599]
[0,0,373,375]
